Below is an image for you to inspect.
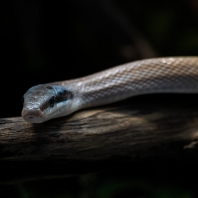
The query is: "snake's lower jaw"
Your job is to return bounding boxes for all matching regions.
[21,108,44,123]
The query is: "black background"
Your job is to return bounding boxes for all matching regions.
[1,0,198,197]
[1,0,198,118]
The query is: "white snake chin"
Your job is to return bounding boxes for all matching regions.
[22,57,198,123]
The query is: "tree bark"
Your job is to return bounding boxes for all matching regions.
[1,94,198,183]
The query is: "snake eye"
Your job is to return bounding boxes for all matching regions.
[49,96,55,107]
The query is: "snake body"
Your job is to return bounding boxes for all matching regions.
[22,57,198,123]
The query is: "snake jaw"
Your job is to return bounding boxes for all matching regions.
[21,108,43,123]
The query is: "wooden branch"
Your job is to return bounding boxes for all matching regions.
[1,94,198,183]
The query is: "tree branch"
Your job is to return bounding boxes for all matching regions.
[1,95,198,183]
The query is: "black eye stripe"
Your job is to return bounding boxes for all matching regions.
[58,90,66,96]
[49,96,55,107]
[55,90,72,102]
[41,89,73,110]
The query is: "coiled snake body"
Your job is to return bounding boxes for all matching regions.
[22,57,198,123]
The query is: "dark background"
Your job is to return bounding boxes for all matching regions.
[1,0,198,197]
[1,0,198,118]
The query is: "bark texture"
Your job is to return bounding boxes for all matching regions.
[1,95,198,183]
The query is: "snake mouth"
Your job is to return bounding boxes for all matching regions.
[22,108,43,123]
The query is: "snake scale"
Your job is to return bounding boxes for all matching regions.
[22,57,198,123]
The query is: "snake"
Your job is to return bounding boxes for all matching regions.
[22,57,198,123]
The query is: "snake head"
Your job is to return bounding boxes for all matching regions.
[22,84,73,123]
